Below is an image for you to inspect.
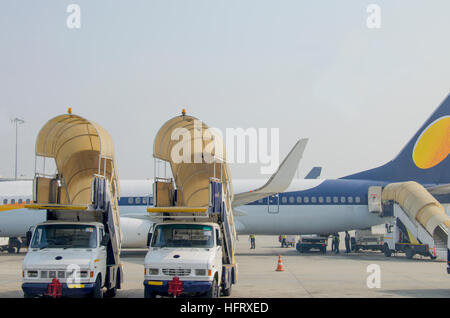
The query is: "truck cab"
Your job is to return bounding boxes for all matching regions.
[144,222,223,298]
[22,221,110,298]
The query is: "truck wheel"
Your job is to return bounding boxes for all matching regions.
[23,292,33,298]
[144,287,155,298]
[383,244,391,257]
[104,272,120,298]
[7,247,16,254]
[206,278,219,298]
[405,247,414,259]
[104,286,116,298]
[221,282,232,297]
[92,276,103,298]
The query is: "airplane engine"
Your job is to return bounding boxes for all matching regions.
[120,217,153,248]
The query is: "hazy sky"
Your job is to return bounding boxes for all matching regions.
[0,1,449,181]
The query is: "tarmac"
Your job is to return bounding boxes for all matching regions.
[1,235,449,298]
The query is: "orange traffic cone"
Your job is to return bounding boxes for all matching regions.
[275,255,285,271]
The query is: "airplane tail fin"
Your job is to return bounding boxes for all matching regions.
[342,94,450,184]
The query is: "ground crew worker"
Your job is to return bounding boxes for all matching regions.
[345,231,351,253]
[333,233,340,254]
[249,234,256,249]
[281,235,287,248]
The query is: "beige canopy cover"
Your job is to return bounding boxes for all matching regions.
[35,114,119,205]
[382,181,450,237]
[153,114,232,207]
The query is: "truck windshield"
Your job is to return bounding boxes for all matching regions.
[151,224,214,248]
[30,224,97,249]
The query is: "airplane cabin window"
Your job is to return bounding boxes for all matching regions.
[281,197,287,204]
[303,197,309,203]
[341,196,346,203]
[135,197,141,204]
[26,199,31,204]
[3,199,7,204]
[296,196,302,204]
[289,196,294,203]
[319,197,324,203]
[326,197,331,203]
[143,197,147,204]
[348,196,353,203]
[311,197,317,203]
[18,199,23,204]
[11,199,15,204]
[355,196,361,203]
[128,197,133,204]
[333,197,338,203]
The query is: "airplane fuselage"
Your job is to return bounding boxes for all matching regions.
[1,178,449,247]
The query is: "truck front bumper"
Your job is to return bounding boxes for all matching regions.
[143,279,212,296]
[22,282,95,298]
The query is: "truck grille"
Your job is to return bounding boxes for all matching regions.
[162,268,191,276]
[41,270,66,279]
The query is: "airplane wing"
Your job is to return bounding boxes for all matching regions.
[305,166,322,179]
[232,138,308,207]
[426,183,450,195]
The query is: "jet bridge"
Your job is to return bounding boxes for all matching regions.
[25,110,121,264]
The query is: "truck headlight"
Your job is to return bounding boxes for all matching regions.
[79,271,89,278]
[27,271,38,278]
[148,268,159,275]
[195,269,206,276]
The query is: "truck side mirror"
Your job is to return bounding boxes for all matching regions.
[217,237,223,246]
[26,230,32,246]
[101,233,110,246]
[147,233,153,247]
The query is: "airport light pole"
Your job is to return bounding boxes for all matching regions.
[12,117,25,180]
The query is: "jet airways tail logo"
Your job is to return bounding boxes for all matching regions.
[413,116,450,169]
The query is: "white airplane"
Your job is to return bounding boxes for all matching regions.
[1,94,449,248]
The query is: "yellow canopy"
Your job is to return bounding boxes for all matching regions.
[153,114,232,207]
[35,114,119,205]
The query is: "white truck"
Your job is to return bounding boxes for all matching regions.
[143,111,237,298]
[0,237,23,254]
[296,235,327,253]
[23,220,117,298]
[352,225,388,253]
[21,111,123,298]
[145,220,231,298]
